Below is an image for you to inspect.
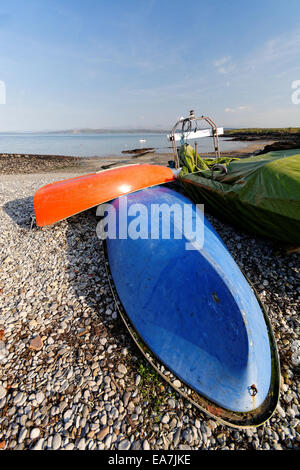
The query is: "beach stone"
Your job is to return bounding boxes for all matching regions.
[20,415,27,427]
[135,375,141,386]
[14,392,24,405]
[32,439,44,450]
[0,398,6,409]
[64,443,74,450]
[30,428,41,440]
[99,414,107,426]
[63,409,73,422]
[168,398,176,409]
[118,364,127,374]
[29,336,43,351]
[161,413,170,424]
[173,429,181,447]
[173,380,181,388]
[291,340,300,366]
[131,441,142,450]
[143,439,150,450]
[0,386,7,400]
[36,392,45,405]
[104,434,112,448]
[77,438,86,450]
[18,428,27,444]
[183,429,193,444]
[194,418,201,429]
[97,426,109,441]
[123,392,130,407]
[52,434,62,450]
[179,444,191,450]
[118,439,131,450]
[277,404,286,418]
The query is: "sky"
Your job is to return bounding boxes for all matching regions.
[0,0,300,131]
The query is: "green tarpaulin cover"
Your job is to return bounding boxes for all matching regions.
[179,145,300,244]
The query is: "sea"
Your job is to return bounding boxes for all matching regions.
[0,133,251,157]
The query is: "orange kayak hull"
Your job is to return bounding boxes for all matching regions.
[33,164,175,227]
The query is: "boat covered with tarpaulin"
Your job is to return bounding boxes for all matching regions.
[178,147,300,244]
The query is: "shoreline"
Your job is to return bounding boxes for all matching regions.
[0,141,274,175]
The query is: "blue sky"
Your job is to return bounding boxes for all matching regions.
[0,0,300,131]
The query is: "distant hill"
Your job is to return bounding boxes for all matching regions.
[0,128,170,135]
[45,128,169,135]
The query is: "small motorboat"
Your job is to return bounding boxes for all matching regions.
[105,185,279,427]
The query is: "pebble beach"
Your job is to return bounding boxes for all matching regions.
[0,154,299,451]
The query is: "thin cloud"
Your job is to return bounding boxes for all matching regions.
[214,56,231,67]
[214,56,236,74]
[246,29,300,72]
[225,106,250,113]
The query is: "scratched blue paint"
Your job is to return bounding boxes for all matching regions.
[106,186,271,412]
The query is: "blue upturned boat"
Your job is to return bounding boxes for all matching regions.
[105,186,279,427]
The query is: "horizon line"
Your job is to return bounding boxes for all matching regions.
[1,125,299,135]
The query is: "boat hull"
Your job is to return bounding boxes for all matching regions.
[33,164,175,226]
[105,186,279,425]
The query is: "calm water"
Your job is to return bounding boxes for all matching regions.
[0,133,251,157]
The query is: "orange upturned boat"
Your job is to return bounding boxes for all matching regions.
[33,164,176,227]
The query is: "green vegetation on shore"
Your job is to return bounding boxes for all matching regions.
[225,128,300,136]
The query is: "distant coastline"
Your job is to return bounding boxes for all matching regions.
[50,129,170,135]
[223,127,300,153]
[0,129,170,135]
[1,126,299,138]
